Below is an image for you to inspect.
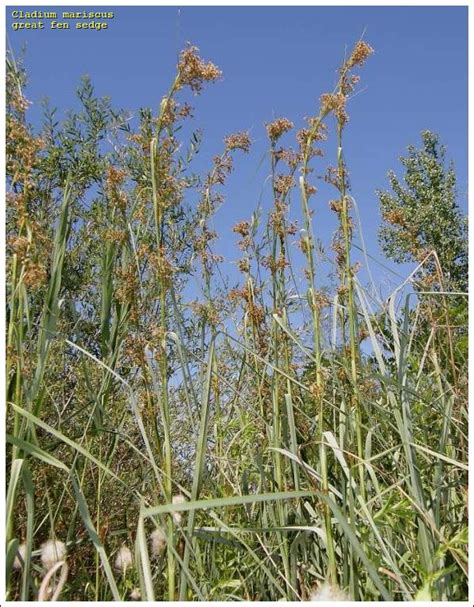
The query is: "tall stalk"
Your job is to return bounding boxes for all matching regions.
[335,105,365,502]
[150,136,175,598]
[299,110,338,584]
[266,148,295,598]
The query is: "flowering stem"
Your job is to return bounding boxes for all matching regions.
[299,114,337,585]
[336,123,365,503]
[150,135,175,599]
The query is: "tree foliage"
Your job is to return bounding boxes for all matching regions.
[377,130,467,291]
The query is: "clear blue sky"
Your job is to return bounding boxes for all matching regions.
[6,6,468,296]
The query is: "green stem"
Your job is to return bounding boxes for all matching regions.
[151,136,175,599]
[336,124,365,502]
[299,127,337,584]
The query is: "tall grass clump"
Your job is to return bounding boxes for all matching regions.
[6,39,467,602]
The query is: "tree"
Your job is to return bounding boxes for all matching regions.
[377,130,467,292]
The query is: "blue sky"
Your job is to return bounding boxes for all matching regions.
[6,6,468,297]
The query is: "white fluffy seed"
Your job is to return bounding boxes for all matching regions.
[13,543,27,570]
[114,544,133,574]
[172,494,186,525]
[150,528,167,557]
[40,540,66,570]
[310,582,349,601]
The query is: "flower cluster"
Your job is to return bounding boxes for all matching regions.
[347,40,374,68]
[320,92,348,125]
[266,117,294,143]
[224,131,252,153]
[269,200,288,238]
[325,165,349,192]
[262,254,288,275]
[160,97,193,127]
[273,147,301,169]
[177,44,222,94]
[209,154,234,186]
[297,119,327,159]
[116,264,140,322]
[274,174,295,196]
[229,286,265,326]
[233,221,251,238]
[6,115,43,190]
[105,165,128,210]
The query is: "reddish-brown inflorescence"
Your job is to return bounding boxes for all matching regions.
[266,118,294,143]
[177,44,222,94]
[347,40,374,68]
[224,131,252,153]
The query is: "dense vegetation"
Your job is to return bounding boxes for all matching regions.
[6,40,468,601]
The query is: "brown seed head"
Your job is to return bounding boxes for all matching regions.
[238,258,250,273]
[320,92,348,124]
[233,221,251,237]
[274,174,295,195]
[347,41,374,68]
[266,118,294,143]
[224,131,252,153]
[177,44,222,94]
